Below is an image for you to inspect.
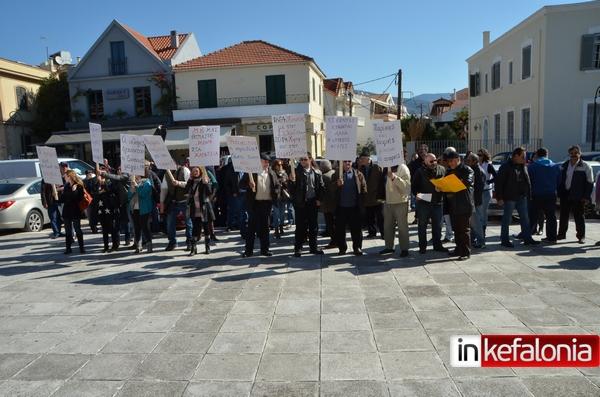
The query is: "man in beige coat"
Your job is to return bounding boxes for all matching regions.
[379,164,411,257]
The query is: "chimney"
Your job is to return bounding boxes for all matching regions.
[453,88,456,101]
[483,31,490,48]
[170,30,179,49]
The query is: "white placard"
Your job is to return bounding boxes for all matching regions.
[373,120,404,167]
[189,125,220,166]
[325,116,358,161]
[89,122,103,164]
[272,114,307,159]
[226,135,262,174]
[36,146,63,185]
[143,135,176,170]
[120,134,145,176]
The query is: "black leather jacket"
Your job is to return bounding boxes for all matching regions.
[444,162,474,216]
[288,168,325,207]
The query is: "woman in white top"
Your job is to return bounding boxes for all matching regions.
[477,149,496,238]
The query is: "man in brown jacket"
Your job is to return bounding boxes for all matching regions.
[332,160,368,255]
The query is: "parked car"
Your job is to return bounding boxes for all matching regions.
[585,161,600,218]
[0,178,49,232]
[491,151,535,171]
[0,158,93,179]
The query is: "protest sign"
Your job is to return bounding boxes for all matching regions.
[143,135,176,170]
[120,134,145,176]
[189,125,220,166]
[271,114,307,159]
[373,120,404,167]
[226,135,262,174]
[429,174,467,193]
[36,146,62,185]
[325,116,357,160]
[89,122,103,164]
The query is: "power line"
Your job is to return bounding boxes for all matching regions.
[353,73,397,87]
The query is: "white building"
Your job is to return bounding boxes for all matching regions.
[467,0,600,157]
[353,92,403,146]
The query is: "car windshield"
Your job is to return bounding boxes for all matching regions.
[67,160,93,176]
[0,183,23,195]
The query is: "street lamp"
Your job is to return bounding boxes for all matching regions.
[593,85,600,151]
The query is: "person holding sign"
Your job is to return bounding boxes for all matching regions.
[62,170,86,254]
[288,154,325,257]
[179,166,213,256]
[128,175,154,254]
[379,164,411,257]
[239,154,280,257]
[442,150,474,261]
[332,160,368,256]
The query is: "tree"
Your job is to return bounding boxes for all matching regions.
[31,72,71,141]
[150,72,176,116]
[452,108,469,139]
[357,138,376,156]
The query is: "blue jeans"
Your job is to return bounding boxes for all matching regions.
[501,196,532,243]
[166,202,192,245]
[471,206,485,245]
[285,201,295,225]
[227,195,241,228]
[481,191,492,233]
[272,201,286,228]
[47,203,62,236]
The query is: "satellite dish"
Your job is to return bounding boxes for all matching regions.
[54,55,64,65]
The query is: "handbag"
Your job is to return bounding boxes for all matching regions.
[79,188,93,211]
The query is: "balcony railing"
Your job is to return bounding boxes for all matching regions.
[108,57,128,76]
[177,94,309,110]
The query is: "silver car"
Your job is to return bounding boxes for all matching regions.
[0,178,49,232]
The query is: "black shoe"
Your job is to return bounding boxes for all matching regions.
[310,249,324,255]
[595,241,600,246]
[64,248,72,254]
[367,233,377,238]
[556,234,566,240]
[433,246,449,253]
[542,238,557,244]
[165,243,176,251]
[419,248,426,254]
[211,234,219,242]
[524,239,540,246]
[102,248,109,253]
[578,238,585,244]
[379,248,394,255]
[338,250,347,255]
[242,251,253,258]
[501,241,515,248]
[442,238,451,243]
[353,249,364,256]
[261,251,273,257]
[458,255,470,261]
[205,245,210,255]
[79,247,86,254]
[399,250,409,257]
[293,250,301,258]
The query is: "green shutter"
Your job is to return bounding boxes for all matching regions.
[197,79,217,108]
[581,34,595,71]
[266,75,286,105]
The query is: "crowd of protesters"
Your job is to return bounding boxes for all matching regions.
[41,144,600,261]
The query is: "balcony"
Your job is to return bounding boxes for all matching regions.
[108,58,128,76]
[174,94,310,122]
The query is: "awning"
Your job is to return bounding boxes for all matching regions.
[46,128,154,145]
[165,126,232,149]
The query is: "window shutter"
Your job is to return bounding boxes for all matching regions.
[522,46,532,79]
[580,34,595,71]
[469,74,476,96]
[476,73,481,96]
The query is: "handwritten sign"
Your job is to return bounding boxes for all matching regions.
[325,116,357,160]
[189,125,220,166]
[373,120,404,167]
[226,135,262,174]
[89,122,103,164]
[36,146,62,185]
[143,135,176,170]
[120,134,145,176]
[272,114,307,159]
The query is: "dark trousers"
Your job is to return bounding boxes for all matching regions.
[47,203,62,236]
[245,200,272,253]
[64,217,83,250]
[99,214,119,250]
[335,206,362,252]
[294,199,319,251]
[192,217,210,248]
[365,204,384,237]
[558,198,585,239]
[324,212,335,243]
[88,203,99,232]
[119,203,131,242]
[416,201,443,250]
[450,213,470,257]
[132,210,152,246]
[531,196,557,241]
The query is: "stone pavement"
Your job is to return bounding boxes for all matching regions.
[0,217,599,397]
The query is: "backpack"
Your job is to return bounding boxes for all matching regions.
[79,188,93,211]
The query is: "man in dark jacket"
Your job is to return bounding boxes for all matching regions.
[411,153,447,253]
[465,153,485,248]
[239,154,280,257]
[443,150,474,260]
[358,149,384,239]
[528,147,561,243]
[289,155,325,257]
[408,144,429,223]
[495,147,539,247]
[557,145,594,243]
[41,180,63,239]
[101,167,132,247]
[319,160,337,247]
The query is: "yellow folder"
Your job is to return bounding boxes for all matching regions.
[429,173,467,193]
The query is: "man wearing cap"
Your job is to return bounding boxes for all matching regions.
[239,154,280,257]
[358,149,384,239]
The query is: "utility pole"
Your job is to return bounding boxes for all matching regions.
[397,69,402,119]
[419,104,424,119]
[348,92,353,116]
[593,86,600,151]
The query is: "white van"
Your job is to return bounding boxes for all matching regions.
[0,158,94,180]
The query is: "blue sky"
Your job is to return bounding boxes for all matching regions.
[1,0,580,96]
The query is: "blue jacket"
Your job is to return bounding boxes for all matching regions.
[527,157,560,198]
[128,178,155,215]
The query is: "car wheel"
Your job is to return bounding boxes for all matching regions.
[24,209,43,232]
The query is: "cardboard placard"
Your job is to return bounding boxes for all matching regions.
[325,116,357,161]
[373,120,404,167]
[36,146,63,185]
[189,125,220,166]
[89,122,103,164]
[226,135,262,174]
[143,135,176,170]
[272,114,307,159]
[120,134,145,176]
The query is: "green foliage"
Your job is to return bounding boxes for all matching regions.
[357,138,376,156]
[452,108,469,139]
[31,72,71,140]
[150,72,176,116]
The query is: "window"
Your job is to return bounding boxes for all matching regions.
[485,74,488,93]
[469,73,481,97]
[585,102,600,143]
[522,45,532,79]
[318,84,322,105]
[265,75,286,105]
[580,34,600,70]
[509,61,513,84]
[494,113,501,144]
[15,86,28,111]
[521,108,531,143]
[197,79,217,108]
[134,86,152,116]
[27,181,42,195]
[483,119,489,142]
[312,78,316,101]
[87,90,104,120]
[109,41,127,75]
[491,62,501,90]
[507,111,515,143]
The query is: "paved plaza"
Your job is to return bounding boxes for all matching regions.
[0,217,600,396]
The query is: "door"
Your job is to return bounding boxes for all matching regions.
[265,75,286,105]
[197,79,217,108]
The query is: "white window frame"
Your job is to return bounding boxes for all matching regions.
[519,105,532,144]
[521,39,533,81]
